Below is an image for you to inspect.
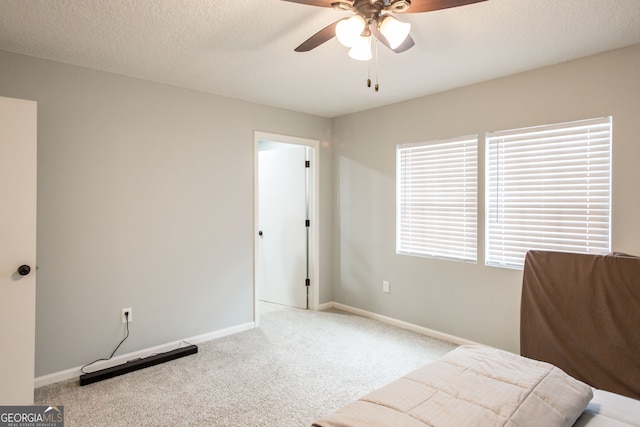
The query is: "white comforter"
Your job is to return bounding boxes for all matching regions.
[313,345,594,427]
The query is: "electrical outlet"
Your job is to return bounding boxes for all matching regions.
[383,280,390,293]
[121,307,133,323]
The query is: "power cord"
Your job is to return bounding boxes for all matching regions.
[80,311,131,374]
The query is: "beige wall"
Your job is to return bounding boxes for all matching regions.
[332,44,640,351]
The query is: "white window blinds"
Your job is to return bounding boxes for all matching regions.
[486,117,612,269]
[397,136,478,262]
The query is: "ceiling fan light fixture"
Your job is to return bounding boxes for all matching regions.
[378,14,411,49]
[336,15,366,48]
[348,35,372,61]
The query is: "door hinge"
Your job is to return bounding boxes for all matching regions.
[305,278,310,287]
[305,160,310,168]
[305,219,310,227]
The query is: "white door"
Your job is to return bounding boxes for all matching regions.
[0,96,37,404]
[258,145,308,309]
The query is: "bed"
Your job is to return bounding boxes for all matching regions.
[312,251,640,426]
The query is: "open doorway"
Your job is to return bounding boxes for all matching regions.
[254,132,319,325]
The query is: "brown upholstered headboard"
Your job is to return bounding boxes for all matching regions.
[520,250,640,400]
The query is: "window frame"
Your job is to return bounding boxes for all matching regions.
[396,135,478,263]
[485,117,612,269]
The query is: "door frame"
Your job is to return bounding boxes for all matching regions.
[253,131,320,325]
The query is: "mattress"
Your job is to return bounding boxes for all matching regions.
[313,345,597,427]
[574,389,640,427]
[520,250,640,400]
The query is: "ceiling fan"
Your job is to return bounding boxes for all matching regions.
[283,0,488,59]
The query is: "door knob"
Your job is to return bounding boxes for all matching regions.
[17,265,31,276]
[258,231,263,237]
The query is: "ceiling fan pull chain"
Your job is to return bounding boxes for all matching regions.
[375,37,380,92]
[367,58,372,88]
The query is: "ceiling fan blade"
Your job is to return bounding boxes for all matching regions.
[371,24,415,53]
[404,0,487,13]
[280,0,336,7]
[294,19,346,52]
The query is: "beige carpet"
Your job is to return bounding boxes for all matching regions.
[35,303,457,426]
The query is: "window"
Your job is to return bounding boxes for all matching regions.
[486,117,612,269]
[397,135,478,262]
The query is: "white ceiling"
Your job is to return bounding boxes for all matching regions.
[1,0,640,118]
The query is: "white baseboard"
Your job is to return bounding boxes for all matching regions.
[320,302,478,347]
[316,301,335,311]
[37,304,475,388]
[35,321,256,388]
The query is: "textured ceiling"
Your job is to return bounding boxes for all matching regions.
[1,0,640,117]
